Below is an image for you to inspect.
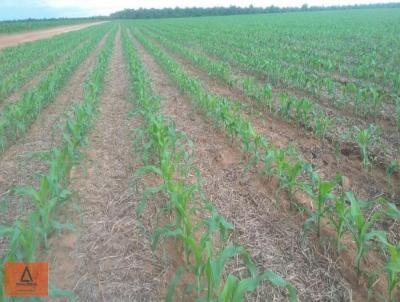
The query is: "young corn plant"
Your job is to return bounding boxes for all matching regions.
[304,179,337,238]
[355,125,376,169]
[294,98,314,128]
[214,246,298,302]
[276,94,293,121]
[385,243,400,302]
[327,192,350,253]
[346,193,387,275]
[312,111,332,140]
[369,87,382,118]
[242,77,256,97]
[261,83,273,111]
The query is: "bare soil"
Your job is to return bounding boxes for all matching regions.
[133,35,358,302]
[42,30,162,301]
[0,22,107,50]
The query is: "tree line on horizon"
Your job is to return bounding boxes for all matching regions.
[110,2,400,19]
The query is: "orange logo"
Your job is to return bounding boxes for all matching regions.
[4,262,48,296]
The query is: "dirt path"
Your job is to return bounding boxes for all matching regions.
[0,22,107,50]
[149,37,399,204]
[0,33,108,227]
[133,36,355,301]
[43,30,161,301]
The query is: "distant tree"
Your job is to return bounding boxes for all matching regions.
[109,3,400,20]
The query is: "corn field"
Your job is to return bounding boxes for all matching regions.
[0,8,399,302]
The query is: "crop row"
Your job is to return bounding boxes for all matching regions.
[146,14,399,120]
[0,27,116,301]
[0,27,109,153]
[145,25,400,146]
[149,12,398,88]
[138,30,347,158]
[0,32,92,103]
[0,23,110,80]
[123,29,298,301]
[132,28,400,300]
[139,27,400,187]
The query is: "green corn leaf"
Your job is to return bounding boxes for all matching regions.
[365,230,387,246]
[219,275,239,302]
[232,276,260,302]
[261,271,299,302]
[386,202,400,219]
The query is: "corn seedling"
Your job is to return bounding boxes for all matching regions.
[261,83,273,111]
[312,111,332,140]
[346,192,387,275]
[277,94,293,121]
[385,243,400,302]
[328,192,351,253]
[355,125,376,169]
[304,179,337,238]
[294,98,314,128]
